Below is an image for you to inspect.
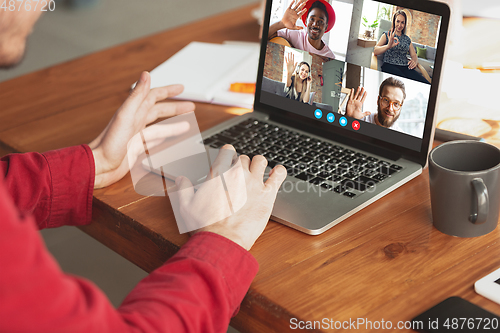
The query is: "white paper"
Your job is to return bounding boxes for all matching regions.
[148,41,259,107]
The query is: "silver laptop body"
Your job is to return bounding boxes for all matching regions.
[153,0,450,235]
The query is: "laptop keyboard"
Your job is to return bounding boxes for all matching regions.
[203,118,403,198]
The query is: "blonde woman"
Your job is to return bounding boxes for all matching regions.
[284,52,312,103]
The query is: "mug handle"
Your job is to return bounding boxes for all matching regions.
[470,178,489,224]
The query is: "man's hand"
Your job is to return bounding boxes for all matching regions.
[282,0,307,31]
[176,145,287,251]
[345,87,370,119]
[89,71,195,189]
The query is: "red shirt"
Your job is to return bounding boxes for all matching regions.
[0,145,258,332]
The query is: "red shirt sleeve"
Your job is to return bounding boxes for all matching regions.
[119,232,259,332]
[0,145,259,332]
[0,145,94,229]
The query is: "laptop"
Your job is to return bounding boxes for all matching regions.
[149,0,450,235]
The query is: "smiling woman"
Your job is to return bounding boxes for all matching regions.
[373,9,430,84]
[284,51,312,103]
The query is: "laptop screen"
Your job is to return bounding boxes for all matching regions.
[257,0,449,163]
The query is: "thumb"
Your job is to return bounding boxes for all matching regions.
[175,176,195,204]
[131,71,150,95]
[363,111,371,117]
[123,71,151,111]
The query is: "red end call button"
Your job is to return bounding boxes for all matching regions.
[352,120,360,131]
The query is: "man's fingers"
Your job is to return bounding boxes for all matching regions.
[354,86,361,100]
[297,1,307,14]
[138,84,188,123]
[351,87,367,103]
[360,88,367,103]
[291,0,303,10]
[265,165,287,193]
[127,122,190,169]
[127,121,187,167]
[142,122,190,143]
[363,111,371,117]
[175,176,195,204]
[163,121,190,137]
[209,145,237,179]
[239,154,251,171]
[249,155,268,178]
[349,88,355,102]
[147,101,195,124]
[145,84,185,108]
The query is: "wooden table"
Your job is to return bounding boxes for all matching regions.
[1,4,500,332]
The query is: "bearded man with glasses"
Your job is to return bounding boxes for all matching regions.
[346,77,406,132]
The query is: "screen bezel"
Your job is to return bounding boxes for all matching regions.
[254,0,450,166]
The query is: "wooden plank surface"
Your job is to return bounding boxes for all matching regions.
[1,5,500,332]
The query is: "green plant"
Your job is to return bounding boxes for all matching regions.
[362,16,379,30]
[377,6,391,21]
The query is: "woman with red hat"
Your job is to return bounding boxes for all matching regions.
[268,0,336,59]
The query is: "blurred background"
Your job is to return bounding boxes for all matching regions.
[0,0,257,82]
